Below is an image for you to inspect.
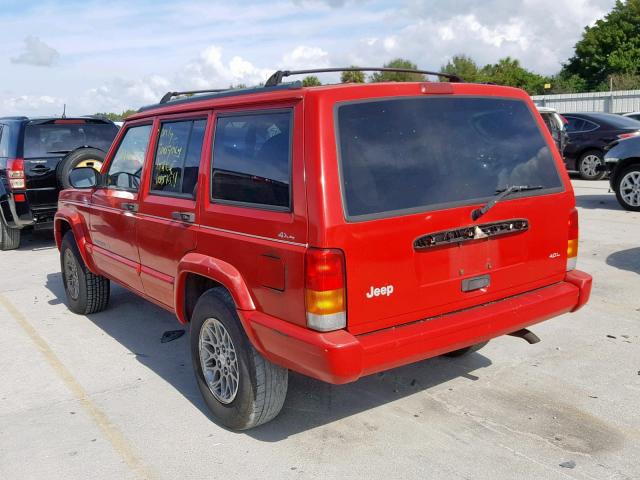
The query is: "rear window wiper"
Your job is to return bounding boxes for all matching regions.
[471,185,543,221]
[46,149,72,154]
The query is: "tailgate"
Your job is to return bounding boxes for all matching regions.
[24,156,62,207]
[333,95,570,335]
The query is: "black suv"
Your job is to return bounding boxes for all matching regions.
[563,112,640,180]
[0,116,118,250]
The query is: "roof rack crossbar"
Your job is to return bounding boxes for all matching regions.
[264,67,463,86]
[159,89,228,104]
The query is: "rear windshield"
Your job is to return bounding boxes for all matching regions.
[23,122,118,158]
[336,97,562,219]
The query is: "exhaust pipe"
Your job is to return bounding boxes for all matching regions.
[508,328,540,344]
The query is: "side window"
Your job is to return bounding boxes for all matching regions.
[106,124,152,191]
[0,125,8,158]
[582,120,599,132]
[211,111,292,209]
[564,117,583,133]
[150,119,206,196]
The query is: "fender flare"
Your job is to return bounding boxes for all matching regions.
[0,182,14,225]
[54,209,97,273]
[175,252,258,336]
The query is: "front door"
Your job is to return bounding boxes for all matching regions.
[137,115,209,308]
[90,123,153,294]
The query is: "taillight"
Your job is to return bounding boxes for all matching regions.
[7,158,25,190]
[305,248,346,332]
[617,132,640,140]
[567,207,579,271]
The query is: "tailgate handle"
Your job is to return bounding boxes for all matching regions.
[171,211,195,223]
[31,165,52,174]
[461,274,490,292]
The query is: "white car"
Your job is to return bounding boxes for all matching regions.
[623,112,640,122]
[536,106,568,155]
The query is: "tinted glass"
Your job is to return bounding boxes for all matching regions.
[564,117,585,133]
[106,125,152,191]
[0,125,7,158]
[212,111,291,209]
[337,97,562,219]
[23,122,118,158]
[151,119,206,196]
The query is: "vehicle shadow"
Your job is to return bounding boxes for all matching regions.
[45,272,492,441]
[18,229,56,251]
[574,194,622,211]
[606,248,640,275]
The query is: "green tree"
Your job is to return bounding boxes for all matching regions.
[302,75,322,87]
[341,67,365,83]
[94,109,137,121]
[441,54,483,83]
[480,57,549,95]
[369,58,425,82]
[562,0,640,90]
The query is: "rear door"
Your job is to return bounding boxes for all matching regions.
[137,113,209,308]
[90,122,153,293]
[332,95,570,334]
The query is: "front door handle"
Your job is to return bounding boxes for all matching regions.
[121,202,139,212]
[171,211,195,223]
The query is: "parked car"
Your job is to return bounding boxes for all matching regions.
[562,112,640,180]
[54,68,592,430]
[0,116,118,250]
[623,112,640,122]
[536,106,568,156]
[604,135,640,211]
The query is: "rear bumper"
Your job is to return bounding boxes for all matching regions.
[0,191,55,229]
[242,270,592,384]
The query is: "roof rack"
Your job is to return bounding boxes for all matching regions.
[159,89,228,104]
[265,67,463,86]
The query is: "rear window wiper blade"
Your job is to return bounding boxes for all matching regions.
[46,149,72,154]
[471,185,543,221]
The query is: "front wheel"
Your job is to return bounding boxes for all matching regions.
[191,289,288,430]
[60,231,110,314]
[578,150,606,180]
[614,165,640,211]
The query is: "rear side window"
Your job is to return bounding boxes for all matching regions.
[23,122,118,158]
[212,111,291,209]
[150,119,206,197]
[0,125,8,158]
[106,124,152,191]
[337,97,563,220]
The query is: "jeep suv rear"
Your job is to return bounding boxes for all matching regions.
[0,116,118,250]
[54,68,592,430]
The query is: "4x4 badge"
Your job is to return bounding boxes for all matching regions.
[277,232,295,241]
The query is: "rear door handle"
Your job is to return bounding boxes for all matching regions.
[171,211,195,223]
[120,202,139,212]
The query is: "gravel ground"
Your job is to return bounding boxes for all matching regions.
[0,179,638,480]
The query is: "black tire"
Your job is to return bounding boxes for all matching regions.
[60,231,110,314]
[443,341,489,358]
[190,289,288,430]
[578,150,606,180]
[0,217,20,250]
[614,164,640,212]
[58,148,106,189]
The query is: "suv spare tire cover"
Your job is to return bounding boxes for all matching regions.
[57,147,106,189]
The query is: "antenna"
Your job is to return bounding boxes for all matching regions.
[62,104,67,119]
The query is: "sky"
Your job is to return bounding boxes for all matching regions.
[0,0,617,116]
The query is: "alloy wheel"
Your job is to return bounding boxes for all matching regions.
[199,318,240,404]
[63,249,80,300]
[581,154,602,178]
[620,170,640,207]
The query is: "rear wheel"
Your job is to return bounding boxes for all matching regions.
[58,148,106,189]
[60,231,110,314]
[614,164,640,211]
[578,150,606,180]
[190,289,288,430]
[443,341,489,358]
[0,217,20,250]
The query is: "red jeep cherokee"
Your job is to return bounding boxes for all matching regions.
[55,68,592,430]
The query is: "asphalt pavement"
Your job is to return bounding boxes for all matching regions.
[1,179,639,480]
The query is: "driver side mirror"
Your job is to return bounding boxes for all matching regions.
[69,167,99,189]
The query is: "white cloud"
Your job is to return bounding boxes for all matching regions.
[1,94,63,115]
[281,45,330,70]
[10,36,59,67]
